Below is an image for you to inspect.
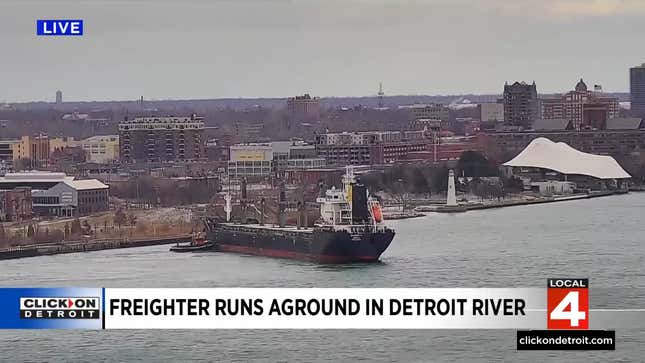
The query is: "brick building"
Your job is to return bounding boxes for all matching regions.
[0,188,32,221]
[119,116,205,164]
[406,136,482,162]
[540,79,620,130]
[314,130,433,165]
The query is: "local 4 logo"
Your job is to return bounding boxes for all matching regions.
[547,278,589,329]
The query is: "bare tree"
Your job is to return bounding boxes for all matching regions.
[113,208,127,229]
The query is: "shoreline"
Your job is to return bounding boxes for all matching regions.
[417,190,627,213]
[0,235,191,261]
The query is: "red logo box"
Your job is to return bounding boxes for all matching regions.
[547,278,589,330]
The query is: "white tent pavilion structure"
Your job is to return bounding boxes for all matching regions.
[503,137,631,180]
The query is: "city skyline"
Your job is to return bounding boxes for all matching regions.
[1,0,644,102]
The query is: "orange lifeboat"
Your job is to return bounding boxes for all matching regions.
[372,204,383,223]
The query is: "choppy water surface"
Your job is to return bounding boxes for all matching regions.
[1,194,644,362]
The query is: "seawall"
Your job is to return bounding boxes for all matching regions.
[0,235,192,261]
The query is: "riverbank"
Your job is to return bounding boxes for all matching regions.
[416,190,628,213]
[0,235,191,260]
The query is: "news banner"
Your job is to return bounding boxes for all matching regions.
[0,279,616,350]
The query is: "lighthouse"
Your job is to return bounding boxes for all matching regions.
[447,170,457,207]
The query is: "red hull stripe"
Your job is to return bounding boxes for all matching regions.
[217,244,379,263]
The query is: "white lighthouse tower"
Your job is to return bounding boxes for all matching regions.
[224,193,232,222]
[446,170,457,207]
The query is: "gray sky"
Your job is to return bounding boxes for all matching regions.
[1,0,644,102]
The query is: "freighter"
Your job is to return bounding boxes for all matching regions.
[203,167,395,263]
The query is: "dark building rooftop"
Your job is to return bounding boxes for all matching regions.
[531,119,572,131]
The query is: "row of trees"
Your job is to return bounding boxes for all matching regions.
[361,151,500,196]
[357,151,531,210]
[360,164,451,196]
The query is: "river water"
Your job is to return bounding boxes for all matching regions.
[1,193,644,362]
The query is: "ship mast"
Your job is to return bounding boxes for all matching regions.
[240,177,248,223]
[342,165,355,194]
[278,180,286,228]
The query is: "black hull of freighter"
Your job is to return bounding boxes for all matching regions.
[203,220,395,264]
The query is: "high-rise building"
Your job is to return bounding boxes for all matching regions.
[630,63,645,118]
[55,90,62,104]
[118,116,205,163]
[286,94,321,119]
[503,81,538,128]
[540,79,619,130]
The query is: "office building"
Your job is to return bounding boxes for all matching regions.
[540,79,619,130]
[402,104,450,124]
[228,141,325,179]
[631,63,645,118]
[119,116,205,164]
[0,171,109,217]
[503,81,538,128]
[80,135,119,164]
[315,130,433,166]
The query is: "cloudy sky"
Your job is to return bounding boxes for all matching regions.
[1,0,644,102]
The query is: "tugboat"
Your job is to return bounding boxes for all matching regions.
[169,232,214,252]
[203,167,395,263]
